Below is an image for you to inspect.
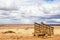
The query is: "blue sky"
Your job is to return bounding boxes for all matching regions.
[44,0,54,2]
[0,0,60,24]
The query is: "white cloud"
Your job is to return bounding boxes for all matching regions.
[0,0,60,24]
[20,18,32,24]
[0,0,18,10]
[51,19,60,22]
[0,0,14,8]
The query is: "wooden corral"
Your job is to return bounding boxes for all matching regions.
[34,22,54,38]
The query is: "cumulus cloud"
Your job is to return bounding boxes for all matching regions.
[0,0,18,11]
[0,0,60,24]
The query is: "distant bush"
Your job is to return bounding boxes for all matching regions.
[25,27,29,30]
[2,31,15,33]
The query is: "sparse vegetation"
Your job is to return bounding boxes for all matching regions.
[0,33,60,40]
[0,24,59,40]
[2,31,15,34]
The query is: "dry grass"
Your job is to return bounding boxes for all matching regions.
[0,28,60,40]
[0,24,60,40]
[0,33,60,40]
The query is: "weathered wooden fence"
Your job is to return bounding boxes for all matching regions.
[34,22,54,38]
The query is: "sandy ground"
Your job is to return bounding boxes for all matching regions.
[0,33,60,40]
[0,29,60,40]
[0,26,60,40]
[0,28,60,35]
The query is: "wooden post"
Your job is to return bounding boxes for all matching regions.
[51,27,54,36]
[34,22,40,36]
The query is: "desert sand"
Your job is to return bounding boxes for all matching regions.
[0,33,60,40]
[0,24,60,40]
[0,28,60,40]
